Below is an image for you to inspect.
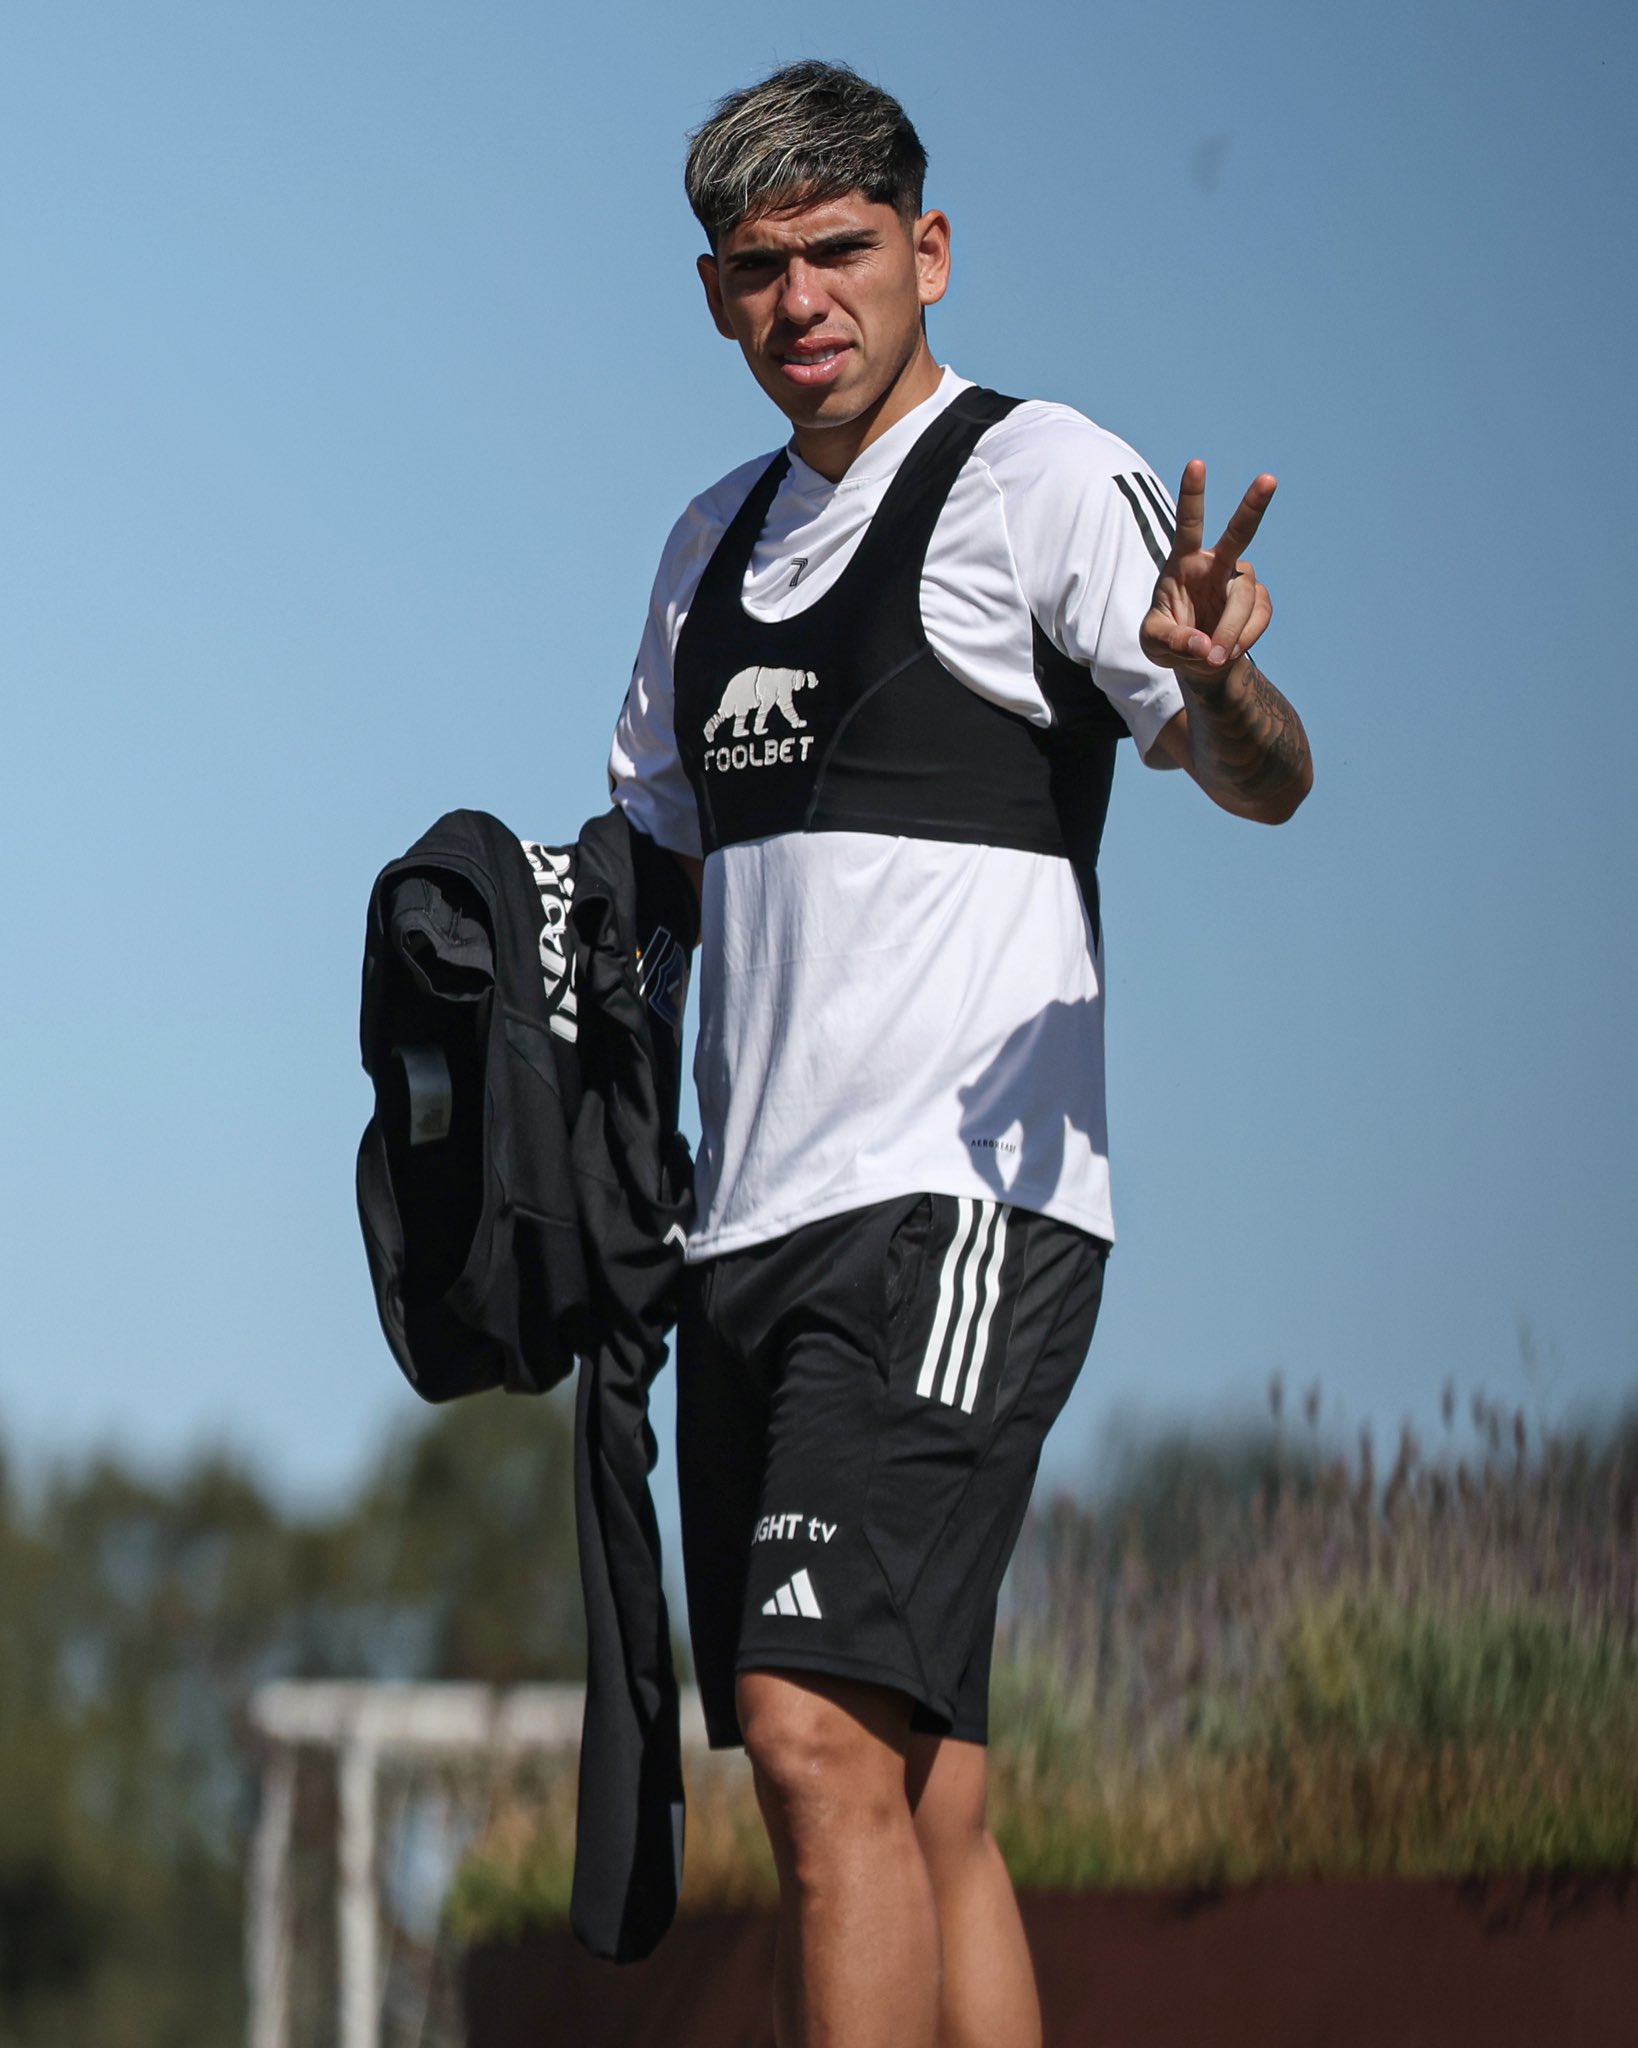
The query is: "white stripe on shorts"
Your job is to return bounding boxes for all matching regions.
[938,1203,1000,1405]
[915,1198,1008,1408]
[959,1206,1010,1413]
[916,1197,978,1398]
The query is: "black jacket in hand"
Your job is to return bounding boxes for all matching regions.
[358,807,592,1400]
[357,804,698,1962]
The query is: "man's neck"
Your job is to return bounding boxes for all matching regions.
[790,340,944,482]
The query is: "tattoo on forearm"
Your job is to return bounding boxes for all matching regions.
[1187,658,1312,810]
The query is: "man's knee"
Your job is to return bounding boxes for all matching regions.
[907,1734,992,1875]
[737,1670,913,1848]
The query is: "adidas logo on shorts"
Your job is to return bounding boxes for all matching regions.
[761,1568,823,1619]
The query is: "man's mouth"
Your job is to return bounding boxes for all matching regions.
[778,343,850,386]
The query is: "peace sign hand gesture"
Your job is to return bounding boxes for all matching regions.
[1140,460,1276,688]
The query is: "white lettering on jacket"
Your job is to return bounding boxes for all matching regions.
[519,841,579,1043]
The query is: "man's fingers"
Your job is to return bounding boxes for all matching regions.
[1171,464,1277,565]
[1205,567,1261,663]
[1213,473,1277,559]
[1239,581,1273,656]
[1140,608,1202,664]
[1146,562,1274,674]
[1172,458,1208,554]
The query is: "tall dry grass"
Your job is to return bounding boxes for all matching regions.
[446,1748,777,1937]
[990,1381,1638,1884]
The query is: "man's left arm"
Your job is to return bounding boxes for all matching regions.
[1139,459,1313,825]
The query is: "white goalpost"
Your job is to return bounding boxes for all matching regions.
[245,1681,708,2048]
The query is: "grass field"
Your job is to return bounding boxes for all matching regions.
[448,1386,1638,1934]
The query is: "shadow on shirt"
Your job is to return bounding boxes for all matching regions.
[956,996,1103,1206]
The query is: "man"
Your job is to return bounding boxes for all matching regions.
[609,59,1311,2048]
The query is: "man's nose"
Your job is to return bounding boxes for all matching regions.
[778,259,828,323]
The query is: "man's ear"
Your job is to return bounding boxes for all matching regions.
[697,253,735,339]
[913,209,951,310]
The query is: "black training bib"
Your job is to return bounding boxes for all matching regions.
[672,387,1124,936]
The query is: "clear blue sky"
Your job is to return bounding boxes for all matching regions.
[4,0,1635,1525]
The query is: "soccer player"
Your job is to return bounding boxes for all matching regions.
[609,59,1311,2048]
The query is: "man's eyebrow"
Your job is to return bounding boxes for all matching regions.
[725,230,881,267]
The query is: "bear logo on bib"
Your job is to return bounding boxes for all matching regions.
[704,665,818,742]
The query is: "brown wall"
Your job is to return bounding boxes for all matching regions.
[464,1876,1638,2048]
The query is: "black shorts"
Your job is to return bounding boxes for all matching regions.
[677,1193,1109,1748]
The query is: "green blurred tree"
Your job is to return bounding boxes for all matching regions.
[0,1386,581,2045]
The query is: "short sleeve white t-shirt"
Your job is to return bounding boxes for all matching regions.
[610,369,1184,1256]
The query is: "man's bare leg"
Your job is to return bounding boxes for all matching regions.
[737,1670,940,2048]
[907,1731,1041,2048]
